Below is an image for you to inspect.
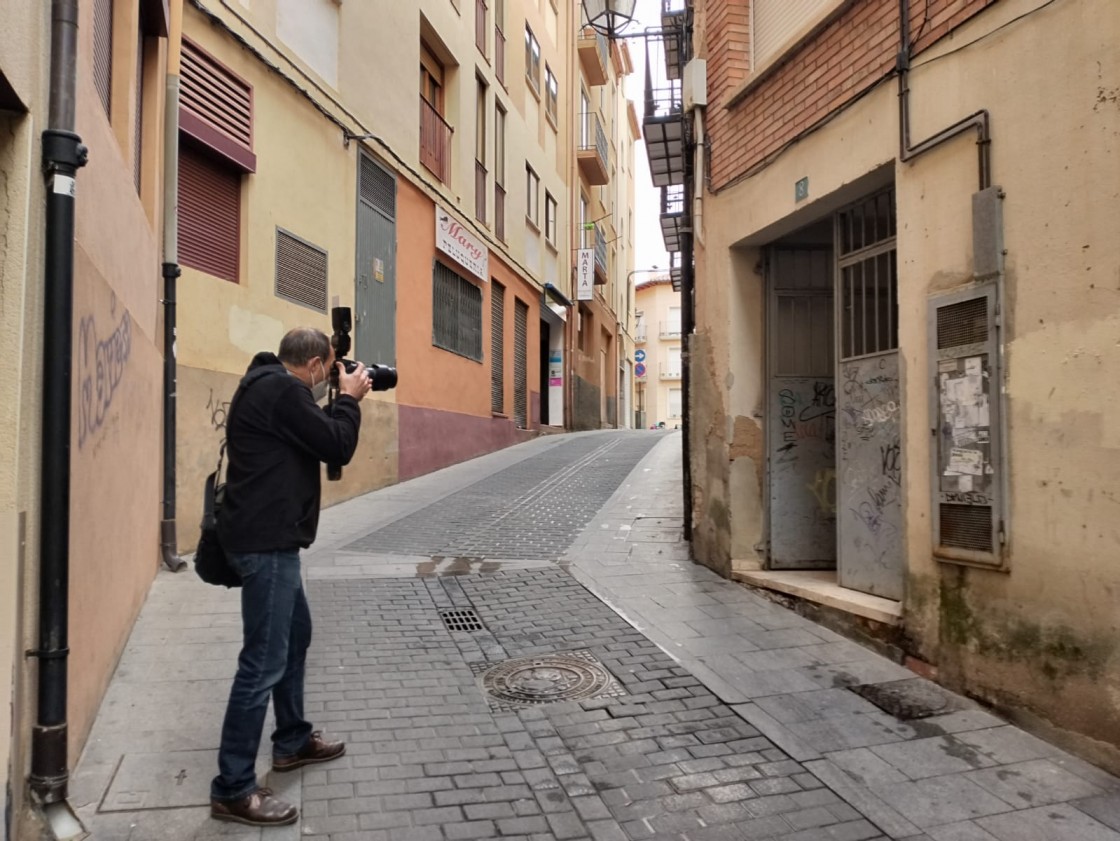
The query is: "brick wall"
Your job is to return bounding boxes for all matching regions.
[704,0,1000,191]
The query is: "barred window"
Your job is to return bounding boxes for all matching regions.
[433,262,483,361]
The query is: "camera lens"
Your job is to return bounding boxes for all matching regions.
[366,364,398,392]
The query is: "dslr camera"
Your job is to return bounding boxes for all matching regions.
[327,306,398,481]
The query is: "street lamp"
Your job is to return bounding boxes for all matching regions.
[582,0,638,40]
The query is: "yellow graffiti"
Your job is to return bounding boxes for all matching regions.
[807,468,837,515]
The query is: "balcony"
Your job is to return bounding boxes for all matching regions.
[577,112,609,185]
[495,183,505,242]
[594,224,608,283]
[635,324,648,343]
[661,0,687,80]
[660,362,682,381]
[660,184,684,253]
[642,35,686,187]
[420,97,452,183]
[669,251,684,292]
[577,27,609,86]
[475,160,487,223]
[475,0,488,57]
[660,320,682,339]
[495,26,506,86]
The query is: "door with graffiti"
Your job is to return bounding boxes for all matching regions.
[834,189,903,599]
[766,247,837,568]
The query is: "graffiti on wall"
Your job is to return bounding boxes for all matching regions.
[77,300,132,450]
[207,389,232,431]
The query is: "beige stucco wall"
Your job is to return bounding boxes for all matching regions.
[693,0,1120,768]
[0,1,49,827]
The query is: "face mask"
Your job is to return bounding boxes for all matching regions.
[310,360,329,403]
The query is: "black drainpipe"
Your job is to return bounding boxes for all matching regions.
[898,0,992,190]
[29,0,88,805]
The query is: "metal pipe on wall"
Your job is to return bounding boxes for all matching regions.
[161,0,186,572]
[897,0,991,190]
[30,0,88,805]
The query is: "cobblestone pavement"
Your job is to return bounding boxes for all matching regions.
[71,432,1120,841]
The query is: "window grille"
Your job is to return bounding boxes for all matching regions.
[433,262,483,361]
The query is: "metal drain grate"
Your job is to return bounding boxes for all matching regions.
[849,678,968,720]
[475,650,626,711]
[439,608,485,633]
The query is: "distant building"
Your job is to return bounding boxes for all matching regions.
[634,277,682,429]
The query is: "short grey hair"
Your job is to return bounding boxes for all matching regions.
[278,327,330,366]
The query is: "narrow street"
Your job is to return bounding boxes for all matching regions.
[72,432,1120,841]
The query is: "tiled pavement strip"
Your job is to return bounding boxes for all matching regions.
[71,432,1120,841]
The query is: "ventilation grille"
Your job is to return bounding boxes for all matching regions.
[433,262,483,361]
[937,297,989,349]
[360,155,396,218]
[940,504,992,552]
[440,609,485,633]
[181,38,253,151]
[93,0,114,115]
[275,230,328,312]
[491,282,505,414]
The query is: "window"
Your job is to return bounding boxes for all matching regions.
[433,262,483,361]
[494,103,506,187]
[752,0,841,72]
[545,65,558,125]
[525,165,539,227]
[475,77,487,223]
[524,26,540,92]
[668,388,682,419]
[421,45,443,111]
[579,193,589,247]
[544,192,557,246]
[475,0,488,56]
[579,89,591,147]
[178,142,241,282]
[275,228,328,312]
[178,39,255,282]
[420,44,451,182]
[93,0,113,115]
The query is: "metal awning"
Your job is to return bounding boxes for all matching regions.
[643,113,685,187]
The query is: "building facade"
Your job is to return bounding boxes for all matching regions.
[635,276,683,428]
[571,24,636,430]
[174,0,638,540]
[685,0,1120,772]
[1,0,175,835]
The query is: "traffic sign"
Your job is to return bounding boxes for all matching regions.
[634,349,646,362]
[635,362,646,377]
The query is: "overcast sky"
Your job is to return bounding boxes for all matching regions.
[621,1,673,280]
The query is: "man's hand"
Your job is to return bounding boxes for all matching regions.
[337,362,371,401]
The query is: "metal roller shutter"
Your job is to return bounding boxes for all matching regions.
[513,298,528,428]
[93,0,113,116]
[491,282,505,414]
[178,142,241,282]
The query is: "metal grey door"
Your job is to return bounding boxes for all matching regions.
[767,247,836,568]
[835,189,903,599]
[356,153,396,366]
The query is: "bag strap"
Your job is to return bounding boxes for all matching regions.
[215,365,279,481]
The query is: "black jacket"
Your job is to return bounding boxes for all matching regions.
[217,352,361,553]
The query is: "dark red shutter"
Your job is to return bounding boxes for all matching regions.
[179,143,241,283]
[180,39,255,171]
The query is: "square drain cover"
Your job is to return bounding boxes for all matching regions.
[440,608,485,632]
[474,650,626,711]
[849,678,969,720]
[100,750,219,812]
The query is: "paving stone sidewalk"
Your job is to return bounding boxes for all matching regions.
[70,431,1120,841]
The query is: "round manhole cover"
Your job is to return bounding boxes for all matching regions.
[481,653,617,707]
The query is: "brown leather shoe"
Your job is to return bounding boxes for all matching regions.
[272,730,346,772]
[210,787,298,826]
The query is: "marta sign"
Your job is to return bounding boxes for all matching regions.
[436,206,489,281]
[576,248,594,301]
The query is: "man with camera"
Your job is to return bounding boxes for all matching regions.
[209,326,371,827]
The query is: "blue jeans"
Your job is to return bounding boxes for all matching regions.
[211,549,313,802]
